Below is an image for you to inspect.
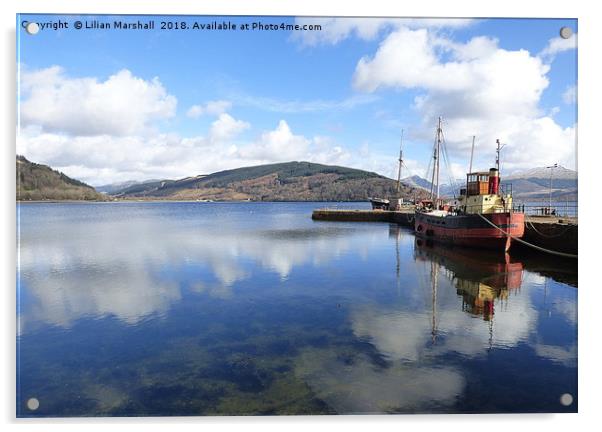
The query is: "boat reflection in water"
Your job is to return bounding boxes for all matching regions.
[414,237,523,322]
[389,224,525,328]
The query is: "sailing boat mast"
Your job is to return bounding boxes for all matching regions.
[465,135,476,211]
[430,117,443,203]
[396,129,404,195]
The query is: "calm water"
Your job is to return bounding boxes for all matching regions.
[16,202,577,416]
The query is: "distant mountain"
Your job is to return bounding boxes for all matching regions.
[16,156,107,201]
[113,161,420,201]
[505,165,577,181]
[96,180,143,194]
[403,166,577,200]
[503,165,577,199]
[96,179,166,194]
[402,175,464,197]
[402,175,432,191]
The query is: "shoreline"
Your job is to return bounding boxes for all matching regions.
[16,199,373,204]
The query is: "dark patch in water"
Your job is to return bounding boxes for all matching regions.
[197,355,271,393]
[114,383,226,416]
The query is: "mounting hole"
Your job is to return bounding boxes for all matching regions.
[25,22,39,35]
[26,398,39,410]
[559,27,573,39]
[560,393,573,406]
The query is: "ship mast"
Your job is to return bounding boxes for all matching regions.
[495,139,505,173]
[430,117,443,204]
[469,135,476,175]
[464,135,476,212]
[396,129,404,195]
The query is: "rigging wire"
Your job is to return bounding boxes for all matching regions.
[440,136,458,198]
[437,123,459,199]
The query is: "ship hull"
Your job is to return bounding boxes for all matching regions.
[414,211,525,252]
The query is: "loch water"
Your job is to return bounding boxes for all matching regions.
[16,202,577,416]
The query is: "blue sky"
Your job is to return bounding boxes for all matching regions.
[17,15,577,185]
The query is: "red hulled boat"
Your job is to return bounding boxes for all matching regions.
[414,118,525,252]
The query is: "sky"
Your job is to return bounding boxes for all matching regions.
[16,15,577,186]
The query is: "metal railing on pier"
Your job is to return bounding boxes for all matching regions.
[513,200,577,218]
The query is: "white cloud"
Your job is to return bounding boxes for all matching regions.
[292,17,474,46]
[17,119,355,185]
[208,113,250,141]
[14,65,443,185]
[17,66,389,184]
[20,66,177,136]
[236,120,310,161]
[562,85,576,105]
[235,120,356,168]
[354,29,546,105]
[352,27,576,171]
[538,33,577,61]
[186,100,232,118]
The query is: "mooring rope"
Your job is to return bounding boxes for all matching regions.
[476,213,577,259]
[526,219,574,238]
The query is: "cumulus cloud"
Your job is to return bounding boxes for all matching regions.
[352,27,576,171]
[20,66,177,136]
[236,120,309,160]
[18,65,380,184]
[292,17,474,46]
[208,113,250,141]
[17,118,354,185]
[235,120,355,167]
[186,100,232,118]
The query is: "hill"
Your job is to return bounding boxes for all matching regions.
[16,156,107,201]
[113,161,419,201]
